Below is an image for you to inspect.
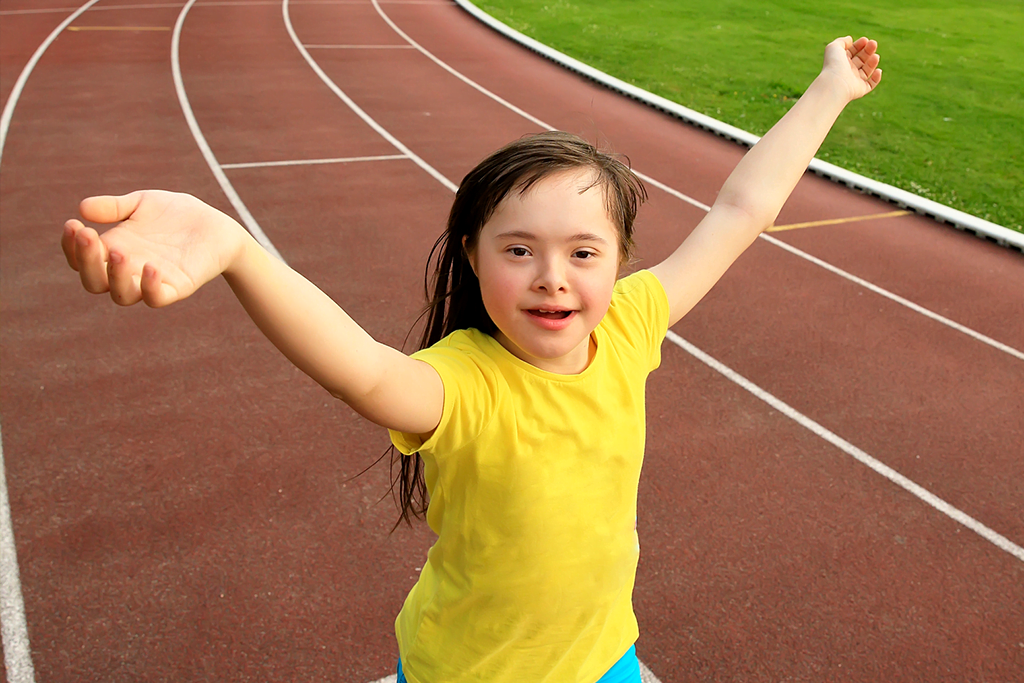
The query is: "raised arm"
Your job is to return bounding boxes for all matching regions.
[61,191,442,435]
[650,36,883,326]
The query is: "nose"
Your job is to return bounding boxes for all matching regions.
[532,256,568,293]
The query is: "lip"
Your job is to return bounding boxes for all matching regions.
[524,309,577,331]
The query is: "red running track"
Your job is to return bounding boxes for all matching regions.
[1,1,1022,681]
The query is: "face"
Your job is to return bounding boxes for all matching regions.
[466,169,621,374]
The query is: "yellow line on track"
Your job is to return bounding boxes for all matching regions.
[767,210,911,233]
[67,26,170,31]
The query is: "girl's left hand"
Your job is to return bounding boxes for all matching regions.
[823,36,882,102]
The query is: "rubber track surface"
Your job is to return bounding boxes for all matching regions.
[1,1,1021,681]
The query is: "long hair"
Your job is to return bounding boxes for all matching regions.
[389,131,647,528]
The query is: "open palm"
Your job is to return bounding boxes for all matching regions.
[61,190,244,307]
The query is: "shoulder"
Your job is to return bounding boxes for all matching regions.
[412,328,499,376]
[601,270,670,370]
[391,329,503,455]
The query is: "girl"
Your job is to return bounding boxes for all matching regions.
[62,36,882,683]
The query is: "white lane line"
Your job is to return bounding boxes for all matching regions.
[0,423,35,683]
[304,44,415,49]
[289,0,1024,568]
[369,0,1024,361]
[172,0,283,260]
[0,0,103,167]
[282,0,458,193]
[221,154,408,169]
[0,2,105,679]
[759,233,1024,362]
[665,331,1024,563]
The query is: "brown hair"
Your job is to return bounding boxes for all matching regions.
[390,131,647,528]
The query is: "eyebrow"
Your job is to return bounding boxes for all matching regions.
[494,230,610,244]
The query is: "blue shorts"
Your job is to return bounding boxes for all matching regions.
[397,644,640,682]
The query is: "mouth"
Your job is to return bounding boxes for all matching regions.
[524,308,578,331]
[528,309,574,320]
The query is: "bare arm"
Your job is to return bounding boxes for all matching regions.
[61,191,442,435]
[651,36,883,326]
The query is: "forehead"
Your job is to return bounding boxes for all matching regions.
[482,169,616,240]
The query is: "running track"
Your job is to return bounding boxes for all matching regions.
[1,1,1022,681]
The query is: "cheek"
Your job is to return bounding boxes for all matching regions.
[476,260,522,314]
[581,267,618,311]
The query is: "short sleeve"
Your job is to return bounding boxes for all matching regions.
[388,330,500,456]
[603,270,670,372]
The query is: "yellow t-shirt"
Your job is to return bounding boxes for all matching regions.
[389,270,669,683]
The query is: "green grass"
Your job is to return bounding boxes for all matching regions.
[476,0,1024,232]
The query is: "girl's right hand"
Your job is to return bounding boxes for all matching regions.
[61,190,247,307]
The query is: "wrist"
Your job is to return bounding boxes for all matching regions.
[221,218,261,279]
[811,70,856,107]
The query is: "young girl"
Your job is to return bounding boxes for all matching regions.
[62,36,881,683]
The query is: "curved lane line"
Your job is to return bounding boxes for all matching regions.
[288,0,1024,565]
[0,0,103,168]
[171,0,284,260]
[281,0,453,192]
[370,0,1024,362]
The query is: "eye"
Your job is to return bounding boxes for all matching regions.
[508,246,530,257]
[573,250,596,259]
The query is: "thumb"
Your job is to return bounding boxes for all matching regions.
[79,191,145,225]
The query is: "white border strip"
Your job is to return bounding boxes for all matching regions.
[452,0,1024,253]
[0,422,34,683]
[221,154,407,169]
[665,331,1024,563]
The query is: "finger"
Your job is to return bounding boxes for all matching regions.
[140,263,178,308]
[74,227,111,294]
[854,38,877,60]
[79,191,145,225]
[106,250,144,306]
[865,52,881,73]
[62,220,84,271]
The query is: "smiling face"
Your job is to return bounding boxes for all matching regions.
[466,169,621,374]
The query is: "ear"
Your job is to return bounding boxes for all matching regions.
[462,235,479,276]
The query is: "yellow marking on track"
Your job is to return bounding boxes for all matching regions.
[67,25,170,31]
[767,210,911,232]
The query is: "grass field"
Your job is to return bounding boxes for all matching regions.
[476,0,1023,233]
